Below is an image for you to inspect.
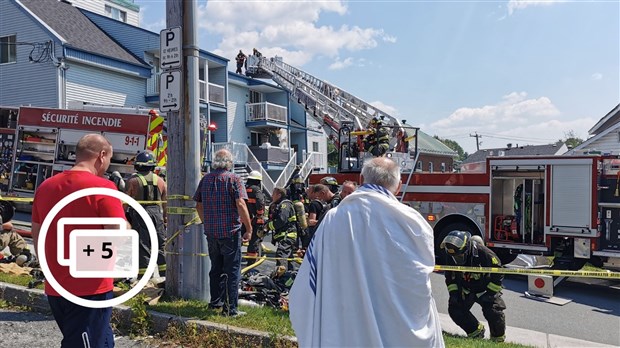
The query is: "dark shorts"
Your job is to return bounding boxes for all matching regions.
[47,291,114,348]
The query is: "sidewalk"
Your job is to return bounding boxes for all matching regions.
[0,281,615,348]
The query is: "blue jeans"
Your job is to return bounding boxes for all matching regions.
[47,291,114,348]
[207,232,242,315]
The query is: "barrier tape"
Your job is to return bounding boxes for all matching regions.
[1,197,166,205]
[167,195,192,201]
[434,265,620,280]
[242,255,267,275]
[163,215,202,249]
[167,207,196,215]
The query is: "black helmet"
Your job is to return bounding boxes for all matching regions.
[320,176,339,193]
[440,230,472,265]
[134,151,156,171]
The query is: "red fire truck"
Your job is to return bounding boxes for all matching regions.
[0,106,167,199]
[310,155,620,271]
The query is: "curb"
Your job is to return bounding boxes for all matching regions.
[0,282,297,346]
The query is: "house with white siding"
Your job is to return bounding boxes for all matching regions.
[70,0,140,26]
[569,104,620,155]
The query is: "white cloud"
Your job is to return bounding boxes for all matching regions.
[426,92,594,153]
[198,0,395,68]
[369,101,400,117]
[508,0,567,15]
[591,73,603,80]
[329,57,354,70]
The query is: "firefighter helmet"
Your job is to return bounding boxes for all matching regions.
[320,176,339,193]
[134,151,157,171]
[291,174,303,184]
[440,230,472,265]
[248,170,262,181]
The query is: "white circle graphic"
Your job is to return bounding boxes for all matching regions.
[37,187,158,309]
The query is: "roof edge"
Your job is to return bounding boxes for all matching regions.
[588,103,620,135]
[14,0,67,44]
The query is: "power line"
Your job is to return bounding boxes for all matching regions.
[470,132,482,151]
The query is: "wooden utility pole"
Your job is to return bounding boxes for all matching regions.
[470,132,482,151]
[164,0,207,300]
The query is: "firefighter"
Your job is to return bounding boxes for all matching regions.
[441,230,506,342]
[244,170,266,266]
[287,173,308,248]
[266,187,298,272]
[320,176,340,195]
[125,151,167,276]
[363,118,390,157]
[0,200,34,267]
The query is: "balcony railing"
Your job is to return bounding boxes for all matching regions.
[300,151,325,179]
[246,102,287,124]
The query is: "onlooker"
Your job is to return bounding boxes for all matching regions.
[289,157,444,347]
[340,180,358,199]
[194,149,252,317]
[235,50,247,74]
[266,187,298,272]
[125,151,167,275]
[31,134,128,348]
[441,230,506,342]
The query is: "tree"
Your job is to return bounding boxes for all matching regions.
[434,136,468,161]
[327,141,339,168]
[559,130,584,149]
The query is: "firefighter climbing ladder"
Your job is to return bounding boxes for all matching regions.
[247,55,403,143]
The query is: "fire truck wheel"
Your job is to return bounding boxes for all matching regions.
[494,249,518,265]
[435,221,478,260]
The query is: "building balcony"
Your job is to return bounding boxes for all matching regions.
[200,81,225,105]
[246,102,287,127]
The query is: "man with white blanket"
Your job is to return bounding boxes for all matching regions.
[289,157,444,347]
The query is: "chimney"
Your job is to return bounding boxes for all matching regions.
[507,143,512,149]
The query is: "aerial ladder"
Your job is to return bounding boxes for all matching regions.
[246,53,419,184]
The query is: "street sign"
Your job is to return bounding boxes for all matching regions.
[160,70,181,112]
[160,27,182,70]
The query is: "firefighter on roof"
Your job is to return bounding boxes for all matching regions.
[441,230,506,342]
[363,118,390,157]
[244,170,266,266]
[266,187,299,272]
[125,151,167,276]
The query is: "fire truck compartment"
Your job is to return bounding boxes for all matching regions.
[548,163,595,236]
[491,169,545,245]
[598,204,620,250]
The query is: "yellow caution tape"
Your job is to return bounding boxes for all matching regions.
[1,197,34,203]
[434,265,620,279]
[164,251,211,257]
[166,207,196,215]
[167,195,192,201]
[163,215,202,249]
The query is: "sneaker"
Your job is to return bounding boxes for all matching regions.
[221,310,246,318]
[490,335,506,342]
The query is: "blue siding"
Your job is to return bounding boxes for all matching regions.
[65,48,151,77]
[227,84,251,144]
[81,10,159,61]
[265,91,287,106]
[209,67,227,87]
[0,1,58,107]
[290,102,307,128]
[66,62,145,107]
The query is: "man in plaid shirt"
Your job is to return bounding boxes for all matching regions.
[194,149,252,317]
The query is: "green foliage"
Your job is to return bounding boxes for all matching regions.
[559,130,584,149]
[129,294,150,337]
[434,136,468,161]
[327,141,339,167]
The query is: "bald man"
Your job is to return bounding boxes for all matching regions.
[31,133,129,348]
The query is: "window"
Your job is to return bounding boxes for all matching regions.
[416,161,422,171]
[105,5,127,22]
[441,162,446,173]
[312,141,319,152]
[429,162,434,173]
[0,35,16,64]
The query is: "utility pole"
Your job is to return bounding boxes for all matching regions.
[165,0,208,300]
[470,132,482,151]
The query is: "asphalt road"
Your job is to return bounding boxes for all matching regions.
[0,308,153,347]
[429,272,620,346]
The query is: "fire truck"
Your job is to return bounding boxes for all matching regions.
[310,155,620,271]
[0,104,167,200]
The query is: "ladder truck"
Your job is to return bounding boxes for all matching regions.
[245,53,420,173]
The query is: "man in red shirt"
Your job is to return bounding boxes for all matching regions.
[31,134,128,348]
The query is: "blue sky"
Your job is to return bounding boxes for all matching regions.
[136,0,619,153]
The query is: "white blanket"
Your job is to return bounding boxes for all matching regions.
[289,185,444,348]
